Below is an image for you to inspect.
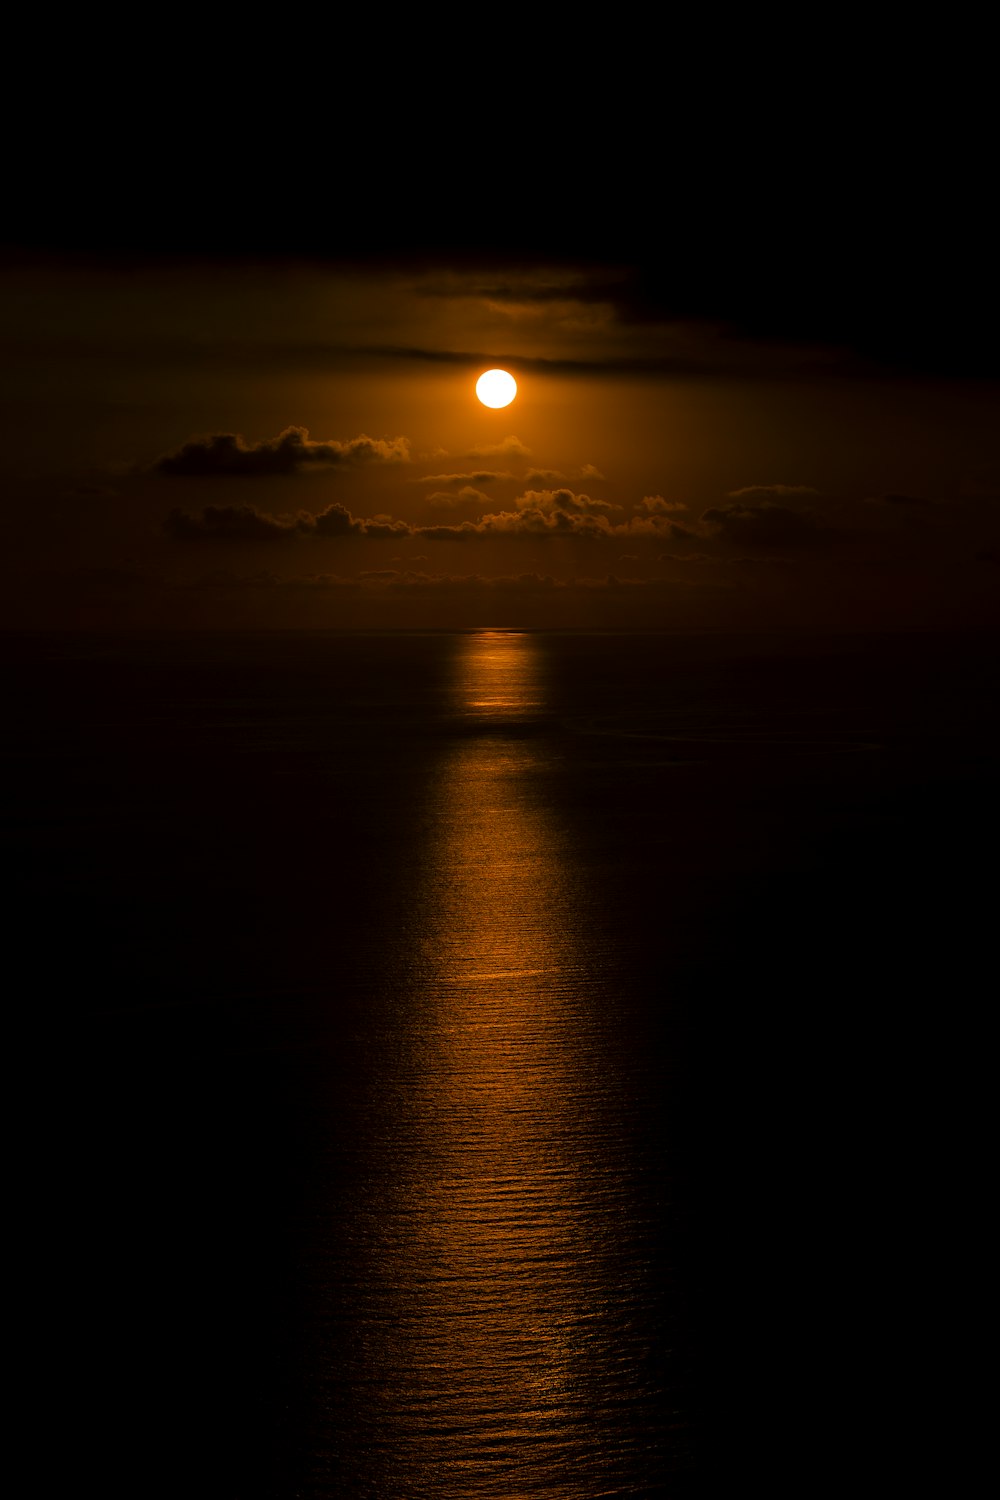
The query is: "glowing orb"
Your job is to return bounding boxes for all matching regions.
[476,369,517,408]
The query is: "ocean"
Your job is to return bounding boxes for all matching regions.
[5,628,996,1496]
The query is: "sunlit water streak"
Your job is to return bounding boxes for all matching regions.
[300,633,686,1497]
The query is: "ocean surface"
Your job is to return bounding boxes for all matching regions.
[5,629,997,1496]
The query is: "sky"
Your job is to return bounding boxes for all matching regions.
[3,27,996,633]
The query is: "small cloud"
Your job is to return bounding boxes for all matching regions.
[418,470,512,486]
[616,516,693,539]
[468,436,531,457]
[312,503,366,537]
[425,486,491,509]
[637,494,686,514]
[579,463,605,479]
[524,468,566,483]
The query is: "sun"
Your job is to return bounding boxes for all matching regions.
[476,369,517,408]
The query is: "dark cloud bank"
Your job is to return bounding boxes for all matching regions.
[154,427,410,477]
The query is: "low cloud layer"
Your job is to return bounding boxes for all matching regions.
[155,426,411,477]
[165,488,634,545]
[164,488,831,551]
[166,484,990,574]
[165,502,410,541]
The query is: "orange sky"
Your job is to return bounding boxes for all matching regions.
[2,256,996,632]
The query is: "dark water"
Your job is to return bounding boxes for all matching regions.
[5,629,997,1495]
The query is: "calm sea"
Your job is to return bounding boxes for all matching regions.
[5,629,996,1496]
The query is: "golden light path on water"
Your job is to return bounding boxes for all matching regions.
[325,632,677,1498]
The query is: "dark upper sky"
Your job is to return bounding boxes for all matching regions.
[7,6,995,369]
[9,125,995,381]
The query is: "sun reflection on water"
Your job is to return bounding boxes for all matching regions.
[452,630,546,722]
[336,632,670,1496]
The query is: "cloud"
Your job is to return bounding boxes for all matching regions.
[424,486,491,508]
[154,426,411,477]
[165,490,701,548]
[418,268,615,307]
[362,514,413,539]
[413,521,481,542]
[166,501,408,542]
[726,483,819,500]
[514,487,619,516]
[579,463,605,479]
[311,502,365,537]
[164,504,302,541]
[613,515,693,540]
[418,470,513,486]
[637,494,686,514]
[414,488,627,541]
[524,468,566,483]
[419,508,618,542]
[701,501,823,550]
[468,436,531,457]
